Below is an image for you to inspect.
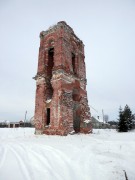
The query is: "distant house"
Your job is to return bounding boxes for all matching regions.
[91,116,101,128]
[0,120,20,128]
[0,120,8,128]
[9,122,20,128]
[91,116,110,129]
[19,121,24,127]
[0,120,33,128]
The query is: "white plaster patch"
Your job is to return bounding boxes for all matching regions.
[36,77,45,85]
[46,99,52,103]
[84,119,91,123]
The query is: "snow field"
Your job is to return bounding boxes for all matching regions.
[0,128,135,180]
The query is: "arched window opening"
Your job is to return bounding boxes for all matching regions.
[46,48,54,100]
[47,48,54,79]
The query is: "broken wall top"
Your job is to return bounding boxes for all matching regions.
[40,21,84,46]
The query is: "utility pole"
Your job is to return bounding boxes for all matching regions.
[24,111,27,127]
[102,109,104,123]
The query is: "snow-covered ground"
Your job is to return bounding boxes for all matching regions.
[0,128,135,180]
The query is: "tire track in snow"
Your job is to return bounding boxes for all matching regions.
[11,143,36,180]
[10,143,57,180]
[28,148,62,180]
[4,142,81,180]
[7,144,32,180]
[0,145,7,169]
[28,144,81,180]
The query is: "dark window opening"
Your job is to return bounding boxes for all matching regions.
[10,124,13,128]
[47,48,54,79]
[73,105,81,133]
[72,53,76,74]
[46,48,54,100]
[47,108,50,125]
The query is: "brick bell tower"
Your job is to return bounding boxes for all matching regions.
[34,21,92,135]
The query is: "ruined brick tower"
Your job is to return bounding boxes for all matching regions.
[34,21,92,135]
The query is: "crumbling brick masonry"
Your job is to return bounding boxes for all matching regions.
[34,21,92,135]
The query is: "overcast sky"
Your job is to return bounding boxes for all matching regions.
[0,0,135,122]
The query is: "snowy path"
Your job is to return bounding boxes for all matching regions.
[0,128,135,180]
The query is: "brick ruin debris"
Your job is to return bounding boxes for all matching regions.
[34,21,92,135]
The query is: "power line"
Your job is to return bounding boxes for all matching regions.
[90,105,98,113]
